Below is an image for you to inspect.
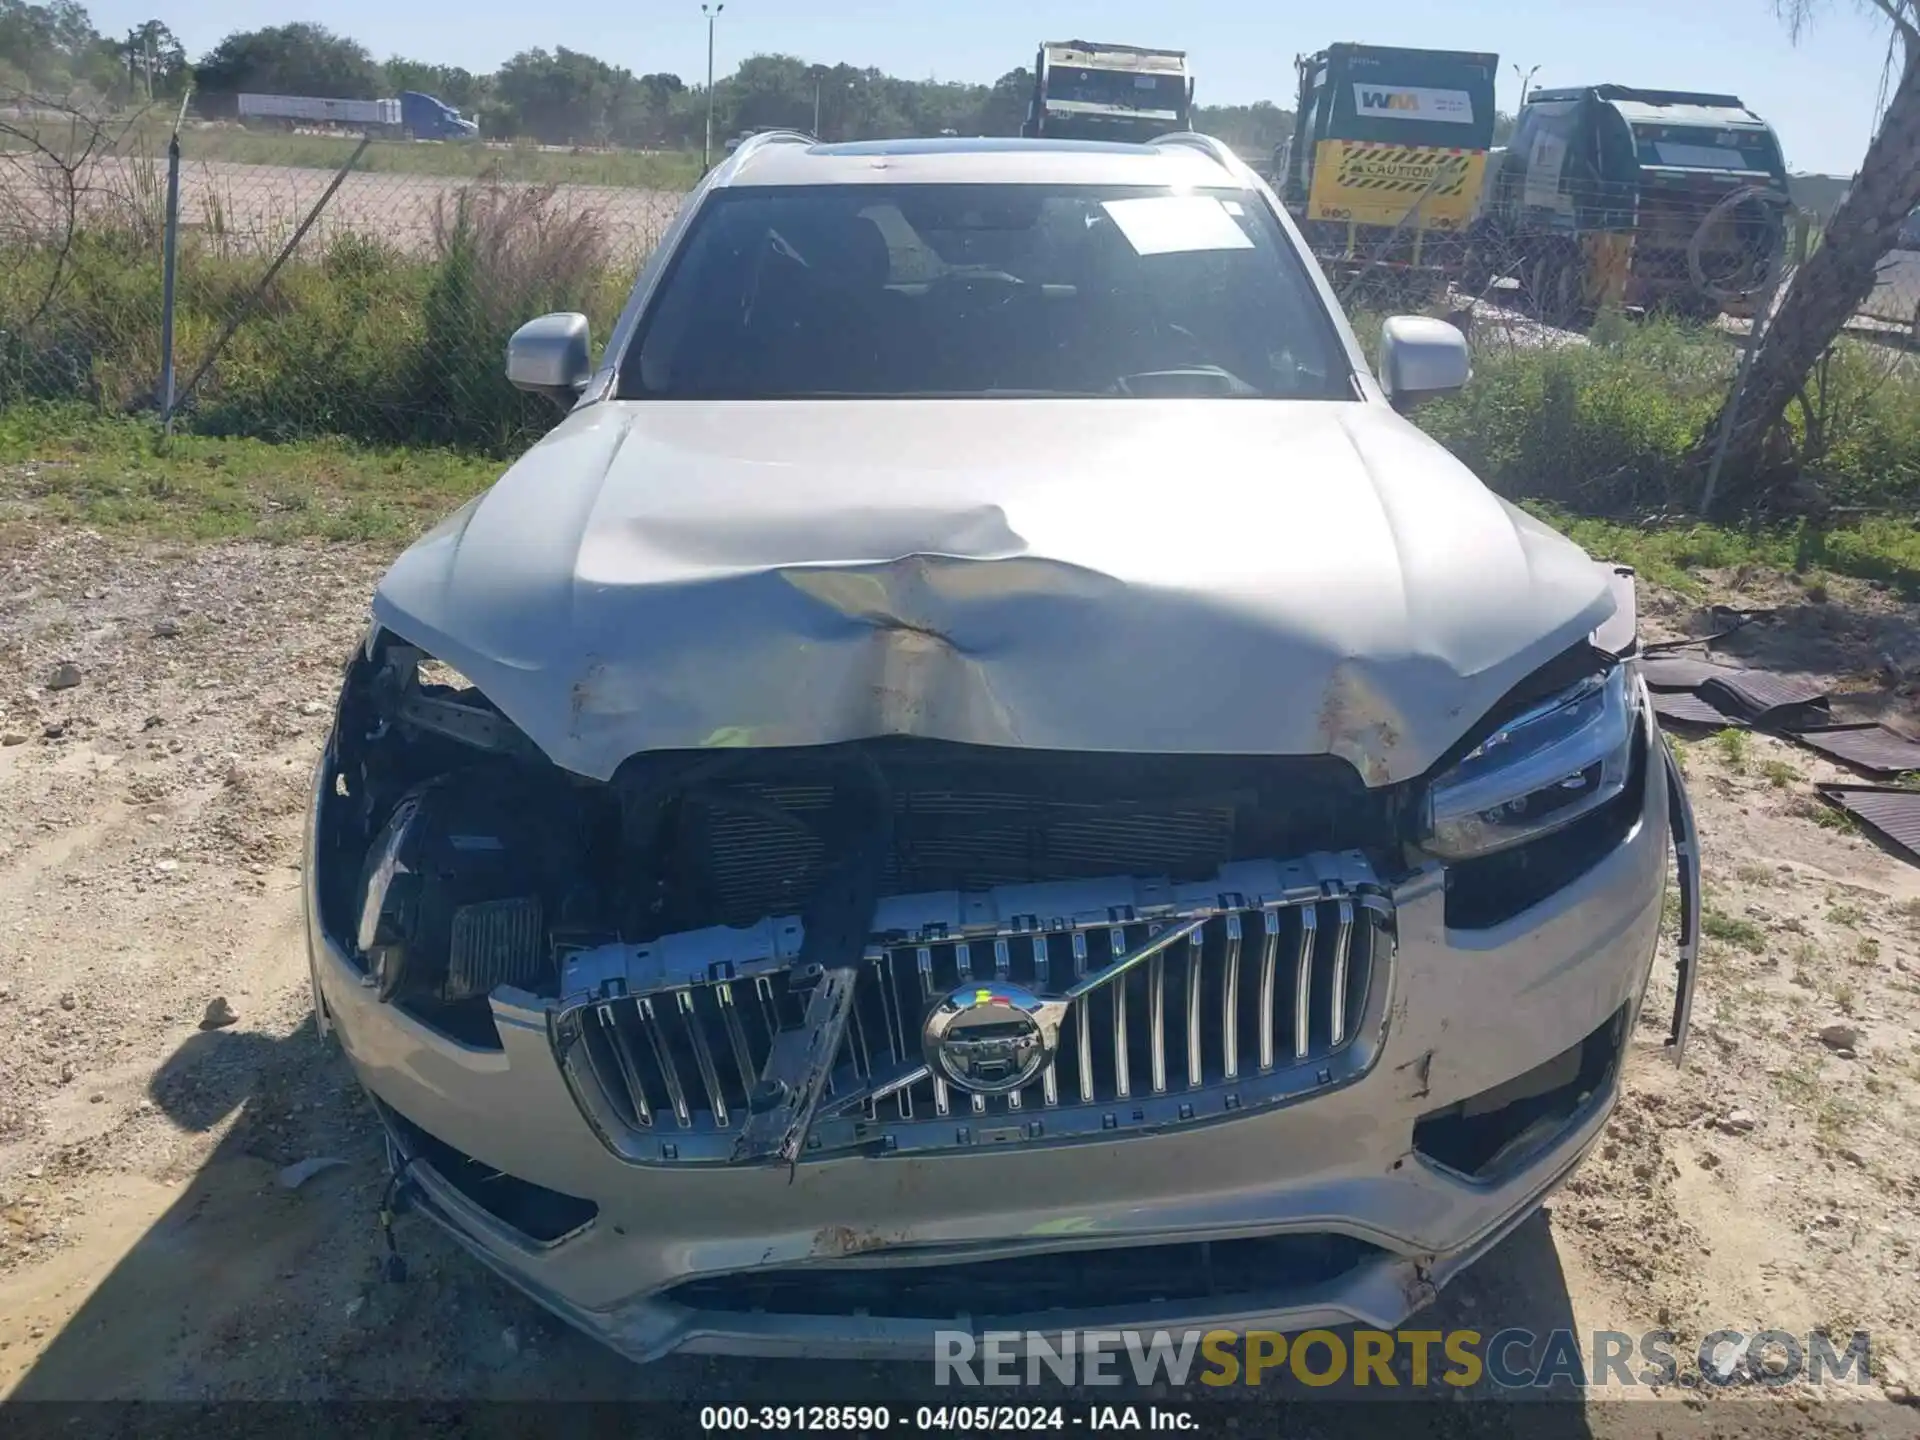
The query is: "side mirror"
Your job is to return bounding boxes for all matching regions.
[1377,315,1471,412]
[506,312,592,409]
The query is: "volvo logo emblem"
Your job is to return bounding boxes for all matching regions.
[922,982,1062,1095]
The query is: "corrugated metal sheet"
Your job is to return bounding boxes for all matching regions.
[1817,785,1920,864]
[1640,656,1748,691]
[1697,671,1831,725]
[1650,690,1743,728]
[1793,725,1920,778]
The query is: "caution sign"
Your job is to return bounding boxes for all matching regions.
[1307,141,1488,228]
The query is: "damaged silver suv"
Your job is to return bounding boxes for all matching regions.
[302,132,1701,1363]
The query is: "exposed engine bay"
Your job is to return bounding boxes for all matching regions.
[316,632,1411,1034]
[314,626,1645,1053]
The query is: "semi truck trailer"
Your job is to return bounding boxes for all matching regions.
[236,91,479,141]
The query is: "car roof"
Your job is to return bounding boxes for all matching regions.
[718,134,1244,190]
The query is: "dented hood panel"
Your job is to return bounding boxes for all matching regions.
[372,399,1616,784]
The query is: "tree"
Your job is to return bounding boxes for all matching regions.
[1,0,120,93]
[1697,0,1920,514]
[490,46,638,145]
[385,57,484,112]
[124,19,187,100]
[976,68,1030,135]
[724,52,815,134]
[195,22,383,110]
[1192,100,1294,155]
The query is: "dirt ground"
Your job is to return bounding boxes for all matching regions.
[2,524,1920,1431]
[0,155,687,263]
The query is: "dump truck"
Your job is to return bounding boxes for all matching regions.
[1465,84,1789,323]
[236,91,479,141]
[1021,41,1193,143]
[1279,43,1499,302]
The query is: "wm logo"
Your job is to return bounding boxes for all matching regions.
[1360,89,1419,111]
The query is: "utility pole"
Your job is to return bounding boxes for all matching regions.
[1513,62,1540,110]
[702,2,724,170]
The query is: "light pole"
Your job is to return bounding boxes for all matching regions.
[702,2,724,170]
[1513,63,1540,110]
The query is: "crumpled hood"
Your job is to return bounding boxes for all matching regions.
[373,399,1616,785]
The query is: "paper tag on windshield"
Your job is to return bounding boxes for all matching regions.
[1101,196,1255,256]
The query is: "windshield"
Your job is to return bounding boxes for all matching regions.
[1047,65,1186,115]
[618,184,1353,401]
[1631,123,1781,175]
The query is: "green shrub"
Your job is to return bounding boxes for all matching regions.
[0,180,629,456]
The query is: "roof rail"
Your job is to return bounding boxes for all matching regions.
[1147,131,1246,174]
[731,128,816,161]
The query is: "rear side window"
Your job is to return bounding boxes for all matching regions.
[615,183,1354,402]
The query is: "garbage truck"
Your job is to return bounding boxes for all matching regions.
[1465,84,1790,323]
[236,91,479,141]
[1279,43,1500,301]
[1021,41,1194,143]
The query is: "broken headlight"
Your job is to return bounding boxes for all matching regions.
[1422,662,1642,862]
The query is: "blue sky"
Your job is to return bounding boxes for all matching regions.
[96,0,1898,174]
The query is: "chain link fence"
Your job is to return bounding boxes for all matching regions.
[1,104,685,454]
[3,105,1918,508]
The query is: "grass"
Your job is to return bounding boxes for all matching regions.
[0,404,496,541]
[1806,801,1863,835]
[2,183,631,454]
[1702,906,1769,954]
[1535,508,1920,599]
[1759,758,1801,789]
[1791,940,1820,989]
[1712,728,1751,771]
[1816,1092,1864,1144]
[1773,1059,1822,1104]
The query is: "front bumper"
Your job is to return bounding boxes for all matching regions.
[304,734,1685,1365]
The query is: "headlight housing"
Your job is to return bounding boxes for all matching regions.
[1423,662,1642,862]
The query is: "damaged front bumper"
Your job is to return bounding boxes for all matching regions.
[303,717,1693,1364]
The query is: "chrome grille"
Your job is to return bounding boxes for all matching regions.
[552,855,1393,1163]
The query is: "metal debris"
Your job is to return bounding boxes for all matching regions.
[278,1157,349,1190]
